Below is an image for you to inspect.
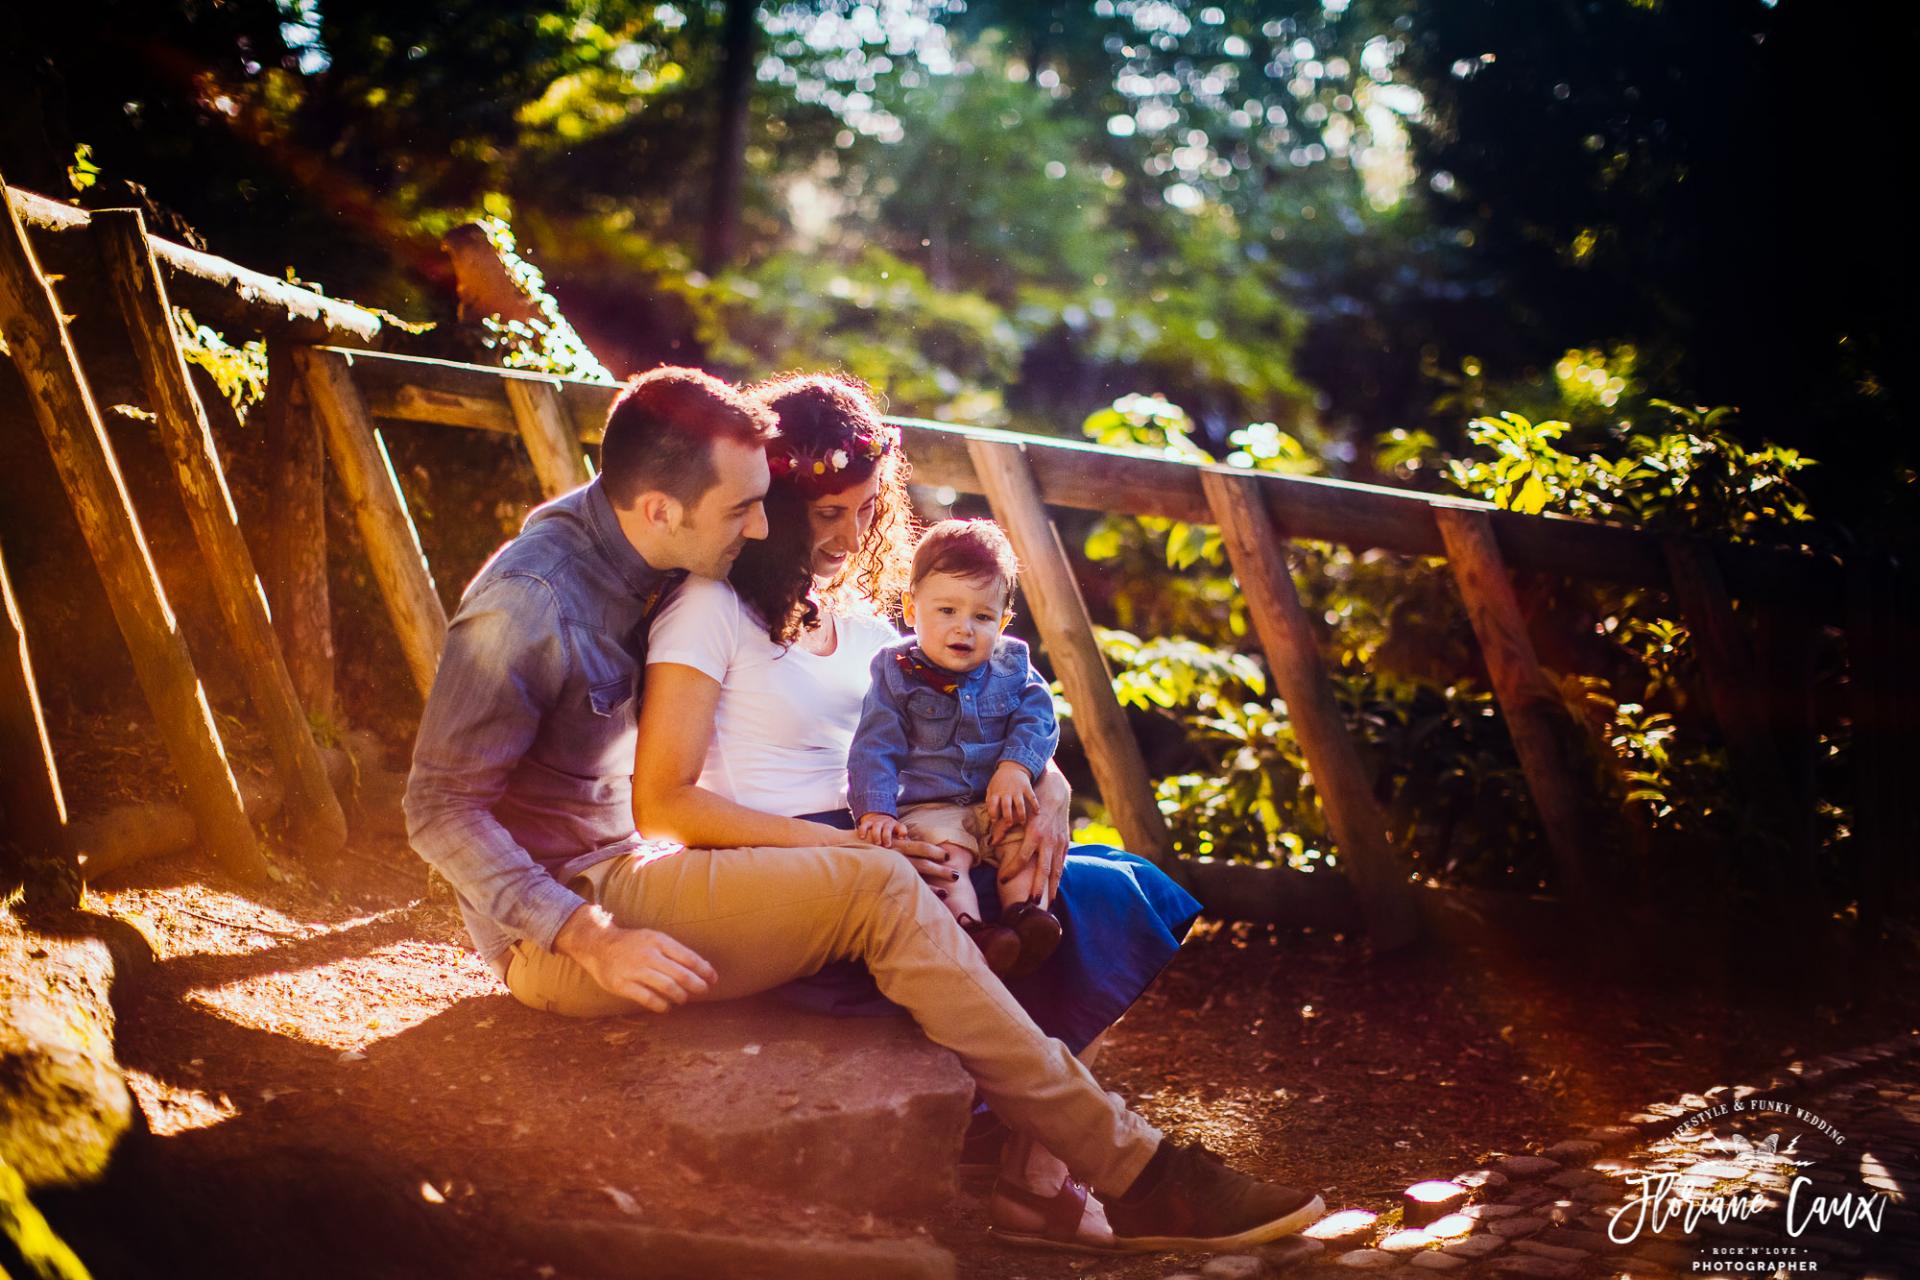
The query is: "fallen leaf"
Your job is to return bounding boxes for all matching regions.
[600,1186,641,1217]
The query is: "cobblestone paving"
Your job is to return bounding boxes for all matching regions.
[1165,1033,1920,1280]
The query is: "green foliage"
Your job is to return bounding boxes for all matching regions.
[711,247,1022,421]
[1444,399,1815,538]
[170,308,268,423]
[473,217,615,382]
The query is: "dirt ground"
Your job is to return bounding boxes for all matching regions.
[32,817,1916,1280]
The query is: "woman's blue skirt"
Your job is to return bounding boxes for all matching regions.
[776,812,1202,1056]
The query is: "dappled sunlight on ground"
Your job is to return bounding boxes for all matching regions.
[184,938,496,1052]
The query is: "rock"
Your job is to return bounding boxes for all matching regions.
[1544,1168,1604,1191]
[1403,1180,1471,1227]
[1407,1253,1467,1271]
[1486,1256,1582,1278]
[1453,1168,1510,1192]
[0,922,134,1189]
[1493,1156,1561,1181]
[1421,1214,1477,1241]
[497,995,973,1215]
[1545,1228,1624,1253]
[1441,1234,1507,1260]
[1201,1255,1268,1280]
[1487,1216,1548,1239]
[1510,1239,1590,1262]
[1304,1209,1381,1250]
[1583,1125,1638,1147]
[502,1216,955,1279]
[1377,1229,1435,1254]
[1501,1186,1556,1209]
[1332,1248,1400,1270]
[1541,1140,1601,1163]
[1461,1203,1522,1220]
[1254,1237,1325,1271]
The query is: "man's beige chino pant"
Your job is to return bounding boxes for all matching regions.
[504,842,1161,1195]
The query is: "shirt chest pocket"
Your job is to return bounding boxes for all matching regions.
[573,626,637,718]
[904,689,960,750]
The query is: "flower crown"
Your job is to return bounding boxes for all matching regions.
[766,423,899,494]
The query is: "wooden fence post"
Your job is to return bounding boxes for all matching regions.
[1664,536,1819,909]
[1434,507,1603,904]
[263,341,336,720]
[1203,470,1420,948]
[296,346,448,700]
[92,209,349,857]
[0,172,266,882]
[0,539,69,874]
[967,439,1173,866]
[505,377,592,499]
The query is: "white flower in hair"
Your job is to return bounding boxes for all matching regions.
[830,449,849,469]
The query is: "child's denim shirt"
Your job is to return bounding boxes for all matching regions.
[847,635,1059,816]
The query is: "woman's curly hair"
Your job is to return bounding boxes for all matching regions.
[729,372,917,645]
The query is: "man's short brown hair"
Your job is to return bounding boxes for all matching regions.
[910,519,1020,607]
[599,367,777,508]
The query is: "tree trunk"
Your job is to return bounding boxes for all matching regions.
[700,0,758,275]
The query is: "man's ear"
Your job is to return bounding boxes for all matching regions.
[633,490,681,531]
[901,590,916,626]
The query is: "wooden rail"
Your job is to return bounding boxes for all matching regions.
[331,347,1843,613]
[8,186,389,346]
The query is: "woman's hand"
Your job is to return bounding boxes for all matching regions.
[995,766,1070,907]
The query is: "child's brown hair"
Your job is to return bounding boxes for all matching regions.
[910,519,1020,608]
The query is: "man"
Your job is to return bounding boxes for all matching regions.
[405,366,1325,1251]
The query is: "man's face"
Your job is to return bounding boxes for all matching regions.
[668,436,770,578]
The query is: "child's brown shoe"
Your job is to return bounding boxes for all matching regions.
[960,916,1023,975]
[1001,901,1063,978]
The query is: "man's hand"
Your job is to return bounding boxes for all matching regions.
[985,761,1036,826]
[994,767,1070,907]
[554,904,717,1014]
[856,811,908,847]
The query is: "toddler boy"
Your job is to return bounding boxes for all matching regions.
[848,519,1063,976]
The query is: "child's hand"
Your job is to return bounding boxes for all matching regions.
[857,812,908,847]
[986,761,1036,827]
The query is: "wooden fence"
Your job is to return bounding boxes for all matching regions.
[3,176,1914,950]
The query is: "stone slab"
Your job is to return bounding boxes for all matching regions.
[489,994,972,1215]
[503,1216,955,1279]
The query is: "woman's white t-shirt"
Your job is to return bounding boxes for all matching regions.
[646,576,900,818]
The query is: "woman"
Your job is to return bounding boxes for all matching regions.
[633,372,1201,1251]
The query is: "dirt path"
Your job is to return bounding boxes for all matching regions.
[51,838,1920,1279]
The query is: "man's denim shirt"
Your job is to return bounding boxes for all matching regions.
[404,478,676,976]
[847,635,1058,818]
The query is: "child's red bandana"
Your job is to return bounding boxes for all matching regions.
[895,647,961,696]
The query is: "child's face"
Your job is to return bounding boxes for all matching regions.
[904,571,1012,673]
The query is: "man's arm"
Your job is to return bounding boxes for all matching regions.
[404,575,590,954]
